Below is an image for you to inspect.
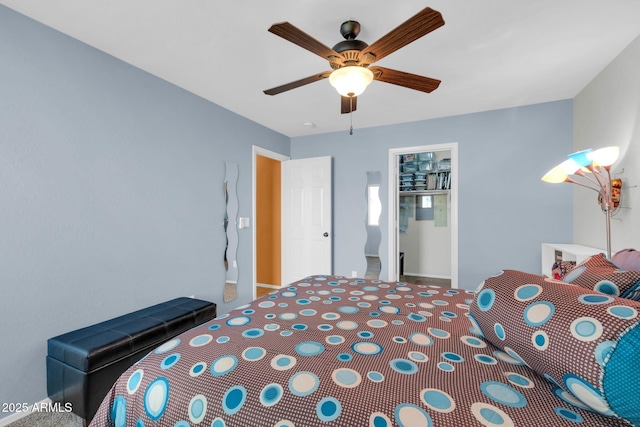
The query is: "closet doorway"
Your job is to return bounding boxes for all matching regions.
[387,143,458,288]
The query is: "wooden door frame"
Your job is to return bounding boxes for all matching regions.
[387,143,459,288]
[252,146,289,299]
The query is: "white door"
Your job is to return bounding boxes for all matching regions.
[282,156,332,284]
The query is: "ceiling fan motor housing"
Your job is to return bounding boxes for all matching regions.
[332,39,368,54]
[332,21,371,67]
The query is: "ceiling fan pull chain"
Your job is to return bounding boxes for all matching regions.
[350,97,354,135]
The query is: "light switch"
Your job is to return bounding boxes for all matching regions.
[238,217,250,229]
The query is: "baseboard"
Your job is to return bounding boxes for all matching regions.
[0,398,51,427]
[256,282,279,289]
[403,272,451,280]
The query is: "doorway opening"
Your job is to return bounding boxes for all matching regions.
[387,143,458,288]
[253,146,288,299]
[252,148,333,299]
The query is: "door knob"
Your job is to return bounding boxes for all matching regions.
[323,232,329,237]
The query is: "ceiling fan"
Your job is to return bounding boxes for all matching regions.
[263,7,445,114]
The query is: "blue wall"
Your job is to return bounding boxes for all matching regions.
[291,101,574,288]
[0,5,289,416]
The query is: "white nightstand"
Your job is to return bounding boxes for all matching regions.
[541,243,605,277]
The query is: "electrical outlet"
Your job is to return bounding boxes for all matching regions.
[352,270,357,277]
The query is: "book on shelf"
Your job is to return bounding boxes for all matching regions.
[399,170,451,192]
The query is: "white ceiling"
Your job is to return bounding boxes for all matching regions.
[3,0,640,137]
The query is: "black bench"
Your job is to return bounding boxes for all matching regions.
[46,297,216,423]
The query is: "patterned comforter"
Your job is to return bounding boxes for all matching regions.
[89,275,631,426]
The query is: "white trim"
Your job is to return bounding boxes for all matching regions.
[252,146,289,300]
[402,272,452,280]
[0,398,52,426]
[388,143,459,288]
[256,282,279,289]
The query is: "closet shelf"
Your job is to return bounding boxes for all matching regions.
[400,190,449,196]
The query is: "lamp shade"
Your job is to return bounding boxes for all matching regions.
[589,146,620,167]
[329,66,374,97]
[558,159,581,175]
[541,165,569,183]
[567,149,593,167]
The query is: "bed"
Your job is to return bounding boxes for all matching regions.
[89,252,640,427]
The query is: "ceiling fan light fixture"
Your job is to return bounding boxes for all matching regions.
[329,66,374,97]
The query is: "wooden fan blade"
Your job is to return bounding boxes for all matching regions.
[361,7,444,63]
[269,22,340,60]
[341,96,357,114]
[370,66,440,93]
[264,72,331,95]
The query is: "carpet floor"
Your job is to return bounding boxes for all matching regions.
[6,411,84,427]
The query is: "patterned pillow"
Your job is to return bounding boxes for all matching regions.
[562,253,640,300]
[612,248,640,271]
[469,270,640,426]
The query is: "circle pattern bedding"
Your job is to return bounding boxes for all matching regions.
[90,275,634,427]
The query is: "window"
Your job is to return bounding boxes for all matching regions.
[419,195,432,209]
[416,195,434,221]
[367,185,381,226]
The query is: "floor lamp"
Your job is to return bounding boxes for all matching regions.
[541,146,622,259]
